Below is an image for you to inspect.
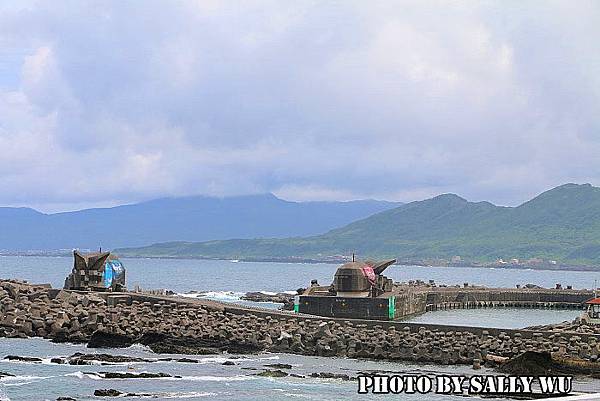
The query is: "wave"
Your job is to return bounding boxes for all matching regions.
[168,375,253,382]
[195,356,232,364]
[258,291,278,296]
[257,355,280,360]
[64,371,251,382]
[177,291,244,302]
[64,371,102,380]
[178,290,292,301]
[159,392,217,399]
[0,375,52,387]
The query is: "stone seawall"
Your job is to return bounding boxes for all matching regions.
[3,279,600,370]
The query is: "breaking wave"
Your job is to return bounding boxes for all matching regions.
[168,375,253,382]
[0,375,52,387]
[64,371,252,382]
[177,291,244,302]
[64,371,102,380]
[159,392,217,398]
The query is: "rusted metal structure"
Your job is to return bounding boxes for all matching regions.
[299,258,398,320]
[333,259,395,297]
[63,250,126,292]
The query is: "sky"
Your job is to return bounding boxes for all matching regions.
[0,1,599,212]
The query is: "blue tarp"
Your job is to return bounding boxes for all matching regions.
[103,260,124,288]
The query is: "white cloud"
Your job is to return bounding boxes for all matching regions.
[0,1,599,211]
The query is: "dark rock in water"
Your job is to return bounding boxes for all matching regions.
[255,369,289,377]
[0,371,15,378]
[498,351,554,376]
[177,358,198,363]
[68,353,152,365]
[222,361,235,366]
[94,389,123,397]
[50,358,65,364]
[56,397,77,401]
[4,355,42,363]
[87,331,135,348]
[241,291,297,310]
[51,332,87,344]
[139,332,262,355]
[309,372,353,381]
[99,371,174,379]
[264,363,292,369]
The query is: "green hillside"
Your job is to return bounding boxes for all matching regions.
[116,183,600,266]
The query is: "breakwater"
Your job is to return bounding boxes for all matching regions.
[2,279,600,371]
[300,284,593,320]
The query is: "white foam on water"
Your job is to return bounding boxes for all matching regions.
[65,371,248,382]
[126,343,154,353]
[64,371,102,380]
[160,392,217,398]
[272,389,313,398]
[0,382,32,388]
[1,359,41,365]
[64,371,85,379]
[0,375,52,387]
[168,375,253,382]
[196,356,230,364]
[284,394,313,399]
[177,291,244,302]
[257,355,280,360]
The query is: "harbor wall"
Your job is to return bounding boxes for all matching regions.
[3,279,600,369]
[298,287,593,320]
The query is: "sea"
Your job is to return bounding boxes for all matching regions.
[1,256,600,400]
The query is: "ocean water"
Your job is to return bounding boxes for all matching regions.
[0,256,588,326]
[1,256,599,399]
[0,338,492,401]
[3,255,600,293]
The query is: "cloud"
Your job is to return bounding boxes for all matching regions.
[0,1,599,211]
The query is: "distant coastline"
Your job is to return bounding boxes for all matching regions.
[2,251,599,272]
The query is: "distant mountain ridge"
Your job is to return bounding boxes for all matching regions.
[116,184,600,266]
[0,194,400,251]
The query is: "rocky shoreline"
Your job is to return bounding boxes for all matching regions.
[3,279,600,379]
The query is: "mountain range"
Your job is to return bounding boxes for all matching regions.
[0,194,400,251]
[116,184,600,266]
